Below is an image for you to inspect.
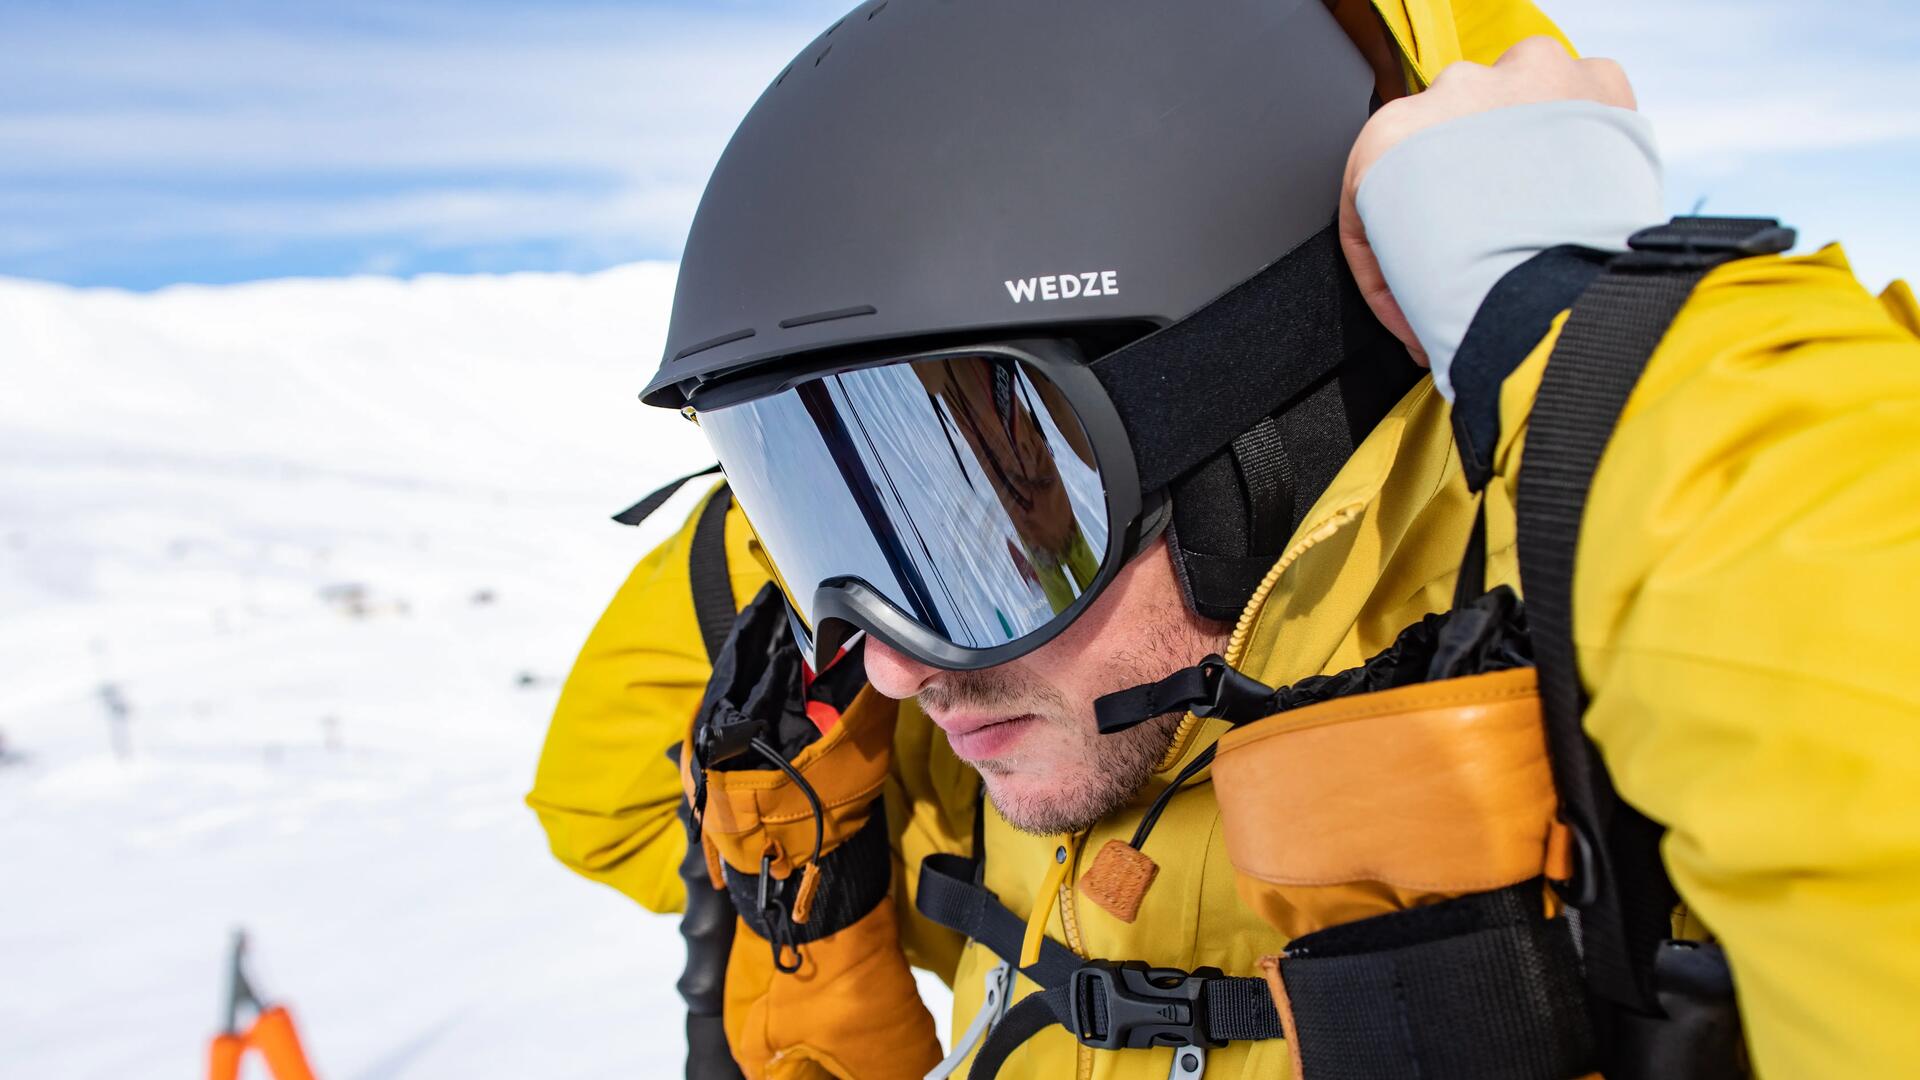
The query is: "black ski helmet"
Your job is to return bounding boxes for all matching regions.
[646,0,1420,621]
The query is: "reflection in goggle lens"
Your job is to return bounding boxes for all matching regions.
[700,354,1109,653]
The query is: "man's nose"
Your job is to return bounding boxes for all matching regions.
[862,636,941,700]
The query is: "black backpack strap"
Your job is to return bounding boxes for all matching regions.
[611,463,721,526]
[609,463,739,661]
[621,465,743,1078]
[1273,881,1595,1080]
[668,487,747,1078]
[913,854,1283,1078]
[687,486,739,663]
[1516,216,1794,1016]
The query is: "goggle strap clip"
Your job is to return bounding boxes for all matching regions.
[1094,655,1278,736]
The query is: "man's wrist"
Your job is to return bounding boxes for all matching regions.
[1354,99,1666,403]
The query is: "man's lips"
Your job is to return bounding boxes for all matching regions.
[930,711,1038,760]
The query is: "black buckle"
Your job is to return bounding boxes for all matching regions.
[1189,656,1279,723]
[1095,655,1277,735]
[1622,215,1796,270]
[694,701,767,770]
[1066,961,1226,1050]
[757,853,804,974]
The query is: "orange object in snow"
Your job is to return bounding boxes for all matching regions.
[207,931,319,1080]
[207,1033,245,1080]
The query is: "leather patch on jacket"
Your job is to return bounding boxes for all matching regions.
[1077,839,1159,924]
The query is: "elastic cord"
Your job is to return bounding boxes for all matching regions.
[1129,742,1218,851]
[751,736,825,868]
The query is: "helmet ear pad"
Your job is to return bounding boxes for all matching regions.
[1165,279,1422,622]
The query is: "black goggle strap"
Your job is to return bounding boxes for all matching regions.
[1089,222,1353,493]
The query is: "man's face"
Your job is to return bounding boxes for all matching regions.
[864,538,1229,835]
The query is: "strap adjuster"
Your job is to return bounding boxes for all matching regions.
[1094,654,1277,735]
[1622,215,1796,270]
[1066,961,1227,1051]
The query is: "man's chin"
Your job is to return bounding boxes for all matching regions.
[979,765,1121,837]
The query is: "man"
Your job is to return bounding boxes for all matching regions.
[530,2,1920,1077]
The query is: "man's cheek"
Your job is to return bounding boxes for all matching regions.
[1028,728,1093,781]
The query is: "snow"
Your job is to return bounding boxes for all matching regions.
[0,268,950,1077]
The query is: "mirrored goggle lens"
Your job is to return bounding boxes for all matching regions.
[699,352,1111,654]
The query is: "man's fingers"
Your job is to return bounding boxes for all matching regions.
[1581,57,1637,110]
[1338,195,1429,367]
[1336,33,1636,369]
[1491,36,1637,110]
[1428,59,1490,90]
[1495,34,1574,69]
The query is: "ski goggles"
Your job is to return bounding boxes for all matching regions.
[689,340,1165,671]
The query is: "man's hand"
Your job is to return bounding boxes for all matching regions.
[1340,37,1638,365]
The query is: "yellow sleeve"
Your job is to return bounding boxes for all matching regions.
[1365,0,1573,87]
[885,700,977,984]
[1494,247,1920,1077]
[525,485,768,913]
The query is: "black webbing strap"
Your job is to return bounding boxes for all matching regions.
[1095,655,1280,735]
[687,487,739,663]
[619,466,738,1077]
[917,853,1081,987]
[610,463,721,526]
[1452,499,1489,610]
[1276,881,1595,1080]
[973,993,1063,1077]
[1515,216,1794,1013]
[914,854,1283,1078]
[1093,667,1212,734]
[611,463,721,526]
[608,462,738,661]
[1230,416,1293,555]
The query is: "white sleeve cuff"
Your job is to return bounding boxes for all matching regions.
[1354,100,1666,401]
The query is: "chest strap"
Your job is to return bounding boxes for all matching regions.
[915,853,1283,1078]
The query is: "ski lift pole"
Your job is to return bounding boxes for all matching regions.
[208,929,319,1080]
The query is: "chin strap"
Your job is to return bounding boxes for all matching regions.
[1093,655,1279,735]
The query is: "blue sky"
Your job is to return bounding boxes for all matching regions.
[3,0,1915,291]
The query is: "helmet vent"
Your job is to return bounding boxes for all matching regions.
[867,1,888,19]
[814,43,833,66]
[778,305,877,330]
[674,326,756,362]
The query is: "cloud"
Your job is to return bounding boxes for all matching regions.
[1550,0,1920,289]
[1554,0,1920,166]
[1,0,1915,289]
[0,0,850,284]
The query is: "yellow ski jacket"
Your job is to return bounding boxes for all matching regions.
[1487,249,1920,1078]
[532,246,1920,1078]
[528,5,1920,1078]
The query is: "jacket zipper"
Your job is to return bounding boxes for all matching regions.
[1224,505,1364,669]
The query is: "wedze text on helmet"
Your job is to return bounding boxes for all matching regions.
[1003,270,1120,304]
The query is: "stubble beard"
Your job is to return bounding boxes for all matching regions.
[918,643,1215,837]
[982,710,1186,836]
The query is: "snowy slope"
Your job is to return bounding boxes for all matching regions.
[0,268,948,1077]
